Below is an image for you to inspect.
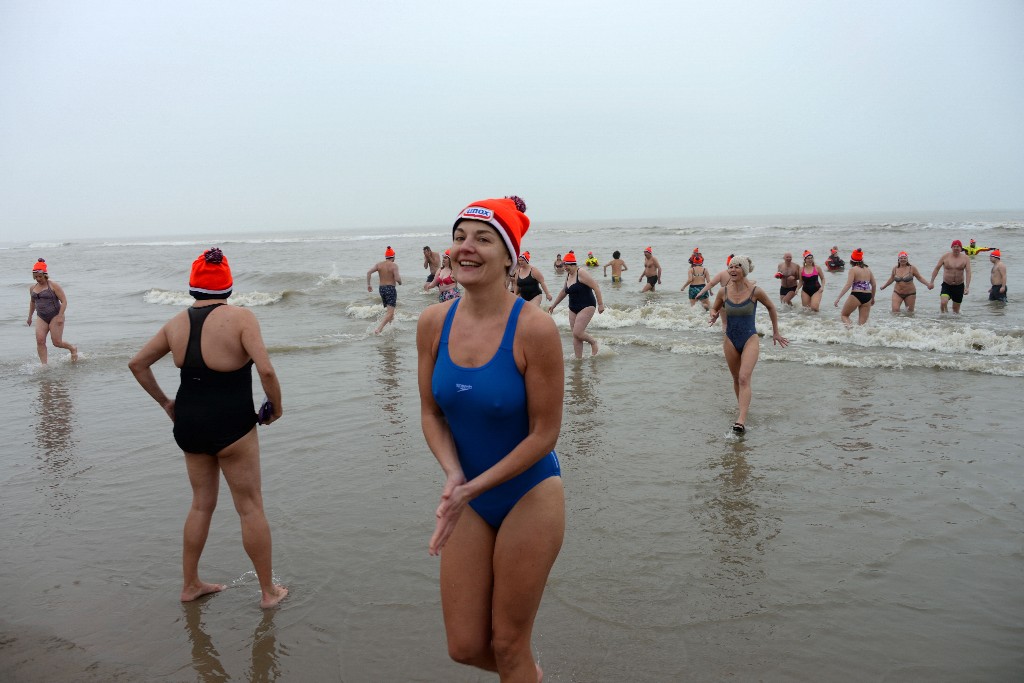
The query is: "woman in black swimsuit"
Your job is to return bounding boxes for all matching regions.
[129,248,288,609]
[27,258,78,365]
[511,251,552,306]
[797,251,826,312]
[548,251,604,358]
[879,251,931,313]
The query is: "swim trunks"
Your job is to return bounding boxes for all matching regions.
[646,275,658,288]
[940,282,964,304]
[426,272,435,283]
[611,275,622,283]
[688,284,710,300]
[379,285,397,308]
[724,286,759,353]
[31,284,61,323]
[173,304,257,456]
[780,285,797,297]
[989,285,1007,302]
[566,273,597,313]
[431,297,561,528]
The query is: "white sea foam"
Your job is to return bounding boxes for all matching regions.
[142,289,283,307]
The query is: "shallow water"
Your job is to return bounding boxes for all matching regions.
[2,213,1022,681]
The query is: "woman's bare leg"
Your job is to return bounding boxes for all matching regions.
[218,429,287,608]
[840,296,859,325]
[47,319,77,361]
[34,318,49,364]
[571,307,598,356]
[181,452,226,601]
[439,508,499,672]
[491,479,564,682]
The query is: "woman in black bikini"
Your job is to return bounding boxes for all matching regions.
[879,251,931,313]
[548,250,604,358]
[27,258,78,365]
[129,248,288,609]
[834,249,877,326]
[511,251,552,306]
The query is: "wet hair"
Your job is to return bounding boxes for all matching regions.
[612,250,620,259]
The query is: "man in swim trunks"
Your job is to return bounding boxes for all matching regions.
[989,249,1007,302]
[423,246,440,282]
[603,250,628,283]
[639,246,661,292]
[776,253,800,305]
[929,240,971,313]
[367,246,403,334]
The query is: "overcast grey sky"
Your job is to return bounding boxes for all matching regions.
[1,0,1022,241]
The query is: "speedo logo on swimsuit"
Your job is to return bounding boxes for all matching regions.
[460,207,493,221]
[456,384,473,392]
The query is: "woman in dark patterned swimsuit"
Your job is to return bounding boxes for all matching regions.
[26,258,78,364]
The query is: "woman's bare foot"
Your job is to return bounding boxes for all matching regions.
[590,339,599,356]
[536,662,543,682]
[180,581,226,602]
[69,345,78,362]
[260,585,288,609]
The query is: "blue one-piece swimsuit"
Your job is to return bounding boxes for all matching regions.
[724,285,759,353]
[432,297,561,528]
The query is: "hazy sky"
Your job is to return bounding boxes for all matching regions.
[2,0,1022,241]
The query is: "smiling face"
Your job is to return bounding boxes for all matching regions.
[728,263,744,280]
[451,221,513,286]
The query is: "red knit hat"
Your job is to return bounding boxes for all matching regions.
[851,249,864,262]
[189,248,233,298]
[453,196,530,267]
[562,250,578,264]
[32,258,48,273]
[384,246,395,258]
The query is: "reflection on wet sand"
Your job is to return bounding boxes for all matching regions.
[183,601,281,682]
[33,374,79,514]
[561,360,604,456]
[700,441,780,589]
[374,341,403,427]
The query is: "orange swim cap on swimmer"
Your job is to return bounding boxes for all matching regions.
[898,251,908,259]
[727,254,734,265]
[851,249,864,262]
[803,250,813,259]
[562,250,577,264]
[384,246,395,258]
[991,249,1001,258]
[692,254,703,265]
[32,258,47,273]
[521,251,531,262]
[644,246,653,254]
[453,196,530,267]
[951,240,962,248]
[189,247,233,299]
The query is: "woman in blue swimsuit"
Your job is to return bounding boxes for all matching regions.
[709,255,788,433]
[130,248,288,609]
[417,197,564,681]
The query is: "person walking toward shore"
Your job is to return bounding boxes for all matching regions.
[776,253,800,306]
[27,258,78,365]
[603,251,628,283]
[691,254,736,302]
[423,246,441,282]
[834,249,877,325]
[549,250,605,358]
[367,246,403,334]
[639,247,661,292]
[797,251,826,312]
[878,251,931,313]
[417,196,564,682]
[989,250,1007,302]
[708,255,788,434]
[930,240,971,313]
[424,250,460,302]
[129,248,287,609]
[512,251,552,306]
[682,252,712,310]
